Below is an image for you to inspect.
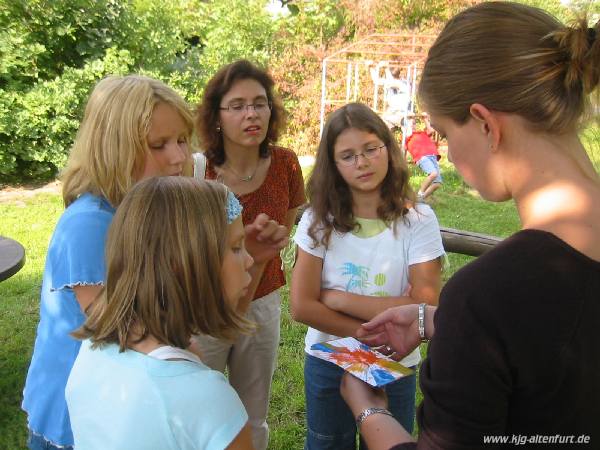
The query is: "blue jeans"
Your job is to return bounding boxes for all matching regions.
[304,354,416,450]
[417,155,443,184]
[27,430,73,450]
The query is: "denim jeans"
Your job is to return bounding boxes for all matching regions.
[304,354,416,450]
[27,430,73,450]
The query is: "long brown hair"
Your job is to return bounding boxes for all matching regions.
[418,1,600,133]
[196,59,285,166]
[75,177,250,350]
[61,75,194,208]
[307,103,414,248]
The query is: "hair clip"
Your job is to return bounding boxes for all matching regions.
[226,190,242,224]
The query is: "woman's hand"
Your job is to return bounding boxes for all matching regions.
[341,373,416,449]
[244,213,288,264]
[357,304,422,360]
[340,372,388,417]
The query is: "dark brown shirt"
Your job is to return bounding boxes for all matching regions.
[393,230,600,449]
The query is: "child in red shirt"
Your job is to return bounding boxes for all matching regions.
[405,113,442,201]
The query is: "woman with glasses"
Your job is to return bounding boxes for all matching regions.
[290,102,444,449]
[195,59,306,450]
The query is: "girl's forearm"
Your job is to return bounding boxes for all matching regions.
[322,290,436,322]
[291,297,364,337]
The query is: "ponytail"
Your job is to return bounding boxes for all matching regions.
[419,2,599,134]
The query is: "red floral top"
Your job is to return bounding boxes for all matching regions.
[206,146,306,300]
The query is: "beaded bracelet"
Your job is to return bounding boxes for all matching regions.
[356,407,393,428]
[418,303,428,341]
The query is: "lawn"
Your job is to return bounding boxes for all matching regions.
[0,159,524,449]
[6,119,600,448]
[0,193,64,447]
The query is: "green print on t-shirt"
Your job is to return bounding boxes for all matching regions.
[340,263,389,296]
[341,262,370,293]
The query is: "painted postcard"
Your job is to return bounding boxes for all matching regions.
[310,337,414,387]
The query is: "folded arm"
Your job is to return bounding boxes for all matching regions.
[321,258,442,321]
[290,248,363,337]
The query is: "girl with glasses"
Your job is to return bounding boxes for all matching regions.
[290,102,444,449]
[195,59,306,450]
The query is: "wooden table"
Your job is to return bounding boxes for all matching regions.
[0,236,26,282]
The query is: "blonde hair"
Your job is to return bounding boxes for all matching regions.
[61,75,194,207]
[75,177,250,350]
[419,2,600,133]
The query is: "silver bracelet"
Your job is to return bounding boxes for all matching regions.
[355,407,393,428]
[418,303,428,341]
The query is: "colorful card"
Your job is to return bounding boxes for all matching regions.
[310,337,414,387]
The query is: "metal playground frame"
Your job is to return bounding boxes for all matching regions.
[319,33,437,145]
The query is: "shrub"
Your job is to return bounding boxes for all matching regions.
[0,48,134,180]
[0,0,276,181]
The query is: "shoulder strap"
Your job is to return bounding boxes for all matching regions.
[192,152,206,180]
[147,346,203,364]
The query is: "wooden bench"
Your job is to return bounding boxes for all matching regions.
[293,207,503,257]
[439,226,502,257]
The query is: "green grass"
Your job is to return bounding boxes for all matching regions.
[0,194,63,449]
[0,176,518,449]
[0,168,522,449]
[3,125,595,449]
[269,287,307,449]
[581,124,600,173]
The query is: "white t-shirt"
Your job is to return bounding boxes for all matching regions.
[294,204,445,368]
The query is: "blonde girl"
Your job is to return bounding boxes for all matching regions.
[291,102,444,449]
[66,177,255,449]
[340,3,600,449]
[22,75,194,450]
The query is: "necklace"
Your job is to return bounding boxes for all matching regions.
[225,160,259,182]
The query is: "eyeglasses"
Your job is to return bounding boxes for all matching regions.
[219,101,272,115]
[335,144,386,167]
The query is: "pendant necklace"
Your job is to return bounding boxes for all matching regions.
[226,159,259,182]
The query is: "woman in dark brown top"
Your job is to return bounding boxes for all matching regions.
[339,2,600,449]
